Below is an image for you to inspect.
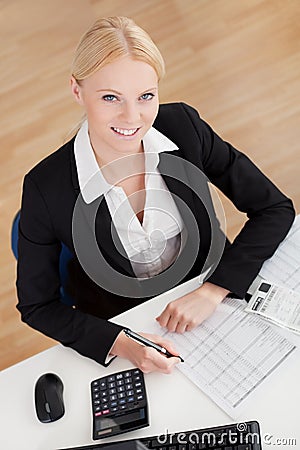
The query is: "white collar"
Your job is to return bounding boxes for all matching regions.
[74,120,178,204]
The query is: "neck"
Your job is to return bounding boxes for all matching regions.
[88,130,143,167]
[95,144,144,168]
[88,131,145,185]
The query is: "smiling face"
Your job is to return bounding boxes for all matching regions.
[71,56,159,161]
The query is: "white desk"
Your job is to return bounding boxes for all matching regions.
[1,223,300,450]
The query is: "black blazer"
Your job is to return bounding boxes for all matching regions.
[16,102,295,366]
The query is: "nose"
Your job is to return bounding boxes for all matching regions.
[120,101,141,125]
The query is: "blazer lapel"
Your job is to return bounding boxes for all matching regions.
[157,150,197,221]
[95,198,137,277]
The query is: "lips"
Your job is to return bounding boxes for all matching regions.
[111,127,140,136]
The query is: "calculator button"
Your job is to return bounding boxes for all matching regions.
[91,368,147,439]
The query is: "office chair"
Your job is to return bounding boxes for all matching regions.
[11,211,75,306]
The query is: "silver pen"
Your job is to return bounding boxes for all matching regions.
[123,328,184,362]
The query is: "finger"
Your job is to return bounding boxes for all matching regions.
[163,313,180,333]
[149,347,179,373]
[185,321,198,332]
[159,339,181,357]
[175,321,188,334]
[138,347,165,373]
[156,309,171,328]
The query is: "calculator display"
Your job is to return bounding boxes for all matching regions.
[95,409,145,431]
[91,368,149,439]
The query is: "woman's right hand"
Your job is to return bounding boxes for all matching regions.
[110,330,181,374]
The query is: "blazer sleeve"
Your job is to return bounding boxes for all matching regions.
[16,174,123,366]
[181,102,295,298]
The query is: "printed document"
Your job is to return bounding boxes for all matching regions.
[148,217,299,417]
[246,216,300,333]
[245,280,300,334]
[151,297,296,418]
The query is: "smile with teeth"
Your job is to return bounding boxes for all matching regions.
[112,127,139,136]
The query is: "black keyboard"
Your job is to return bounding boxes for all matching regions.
[58,420,261,449]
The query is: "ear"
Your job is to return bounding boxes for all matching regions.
[70,76,84,105]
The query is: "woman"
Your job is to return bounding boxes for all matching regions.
[16,16,295,374]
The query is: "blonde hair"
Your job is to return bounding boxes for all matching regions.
[71,16,165,82]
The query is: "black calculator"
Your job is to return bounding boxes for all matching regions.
[90,368,149,440]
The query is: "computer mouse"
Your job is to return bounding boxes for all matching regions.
[34,373,65,423]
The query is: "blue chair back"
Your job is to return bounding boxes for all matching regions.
[11,211,74,306]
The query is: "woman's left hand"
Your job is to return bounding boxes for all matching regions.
[156,282,230,333]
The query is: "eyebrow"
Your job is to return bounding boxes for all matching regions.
[96,87,158,95]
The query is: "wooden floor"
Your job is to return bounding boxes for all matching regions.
[1,0,299,371]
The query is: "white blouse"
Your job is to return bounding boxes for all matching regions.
[74,121,184,279]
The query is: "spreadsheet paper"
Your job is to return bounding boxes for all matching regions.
[152,297,296,418]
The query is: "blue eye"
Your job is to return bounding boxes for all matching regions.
[140,93,155,101]
[102,94,117,102]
